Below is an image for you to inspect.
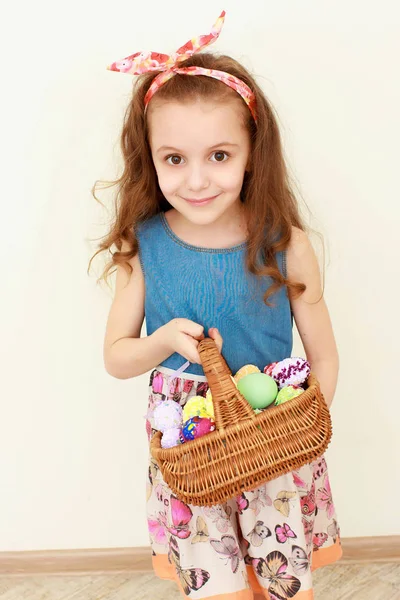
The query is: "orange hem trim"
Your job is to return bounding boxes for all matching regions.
[152,538,342,599]
[152,554,174,580]
[311,538,343,571]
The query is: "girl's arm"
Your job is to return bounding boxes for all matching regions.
[103,244,223,379]
[286,228,339,408]
[103,250,171,379]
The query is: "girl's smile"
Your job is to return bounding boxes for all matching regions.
[181,193,221,207]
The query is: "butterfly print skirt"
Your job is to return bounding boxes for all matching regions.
[146,367,342,599]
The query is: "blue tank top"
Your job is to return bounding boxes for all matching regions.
[136,212,293,376]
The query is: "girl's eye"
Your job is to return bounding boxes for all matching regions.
[210,151,229,162]
[166,155,184,165]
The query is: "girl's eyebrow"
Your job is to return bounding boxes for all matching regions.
[156,142,240,154]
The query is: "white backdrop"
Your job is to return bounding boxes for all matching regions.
[1,0,399,551]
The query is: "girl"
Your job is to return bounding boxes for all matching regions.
[93,12,342,600]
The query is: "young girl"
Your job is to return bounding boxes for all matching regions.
[94,12,342,600]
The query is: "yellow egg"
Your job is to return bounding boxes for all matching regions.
[204,392,214,418]
[183,396,214,421]
[234,364,260,383]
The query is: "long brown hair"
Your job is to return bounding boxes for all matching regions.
[89,52,308,303]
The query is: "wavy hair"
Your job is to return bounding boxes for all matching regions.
[89,52,309,304]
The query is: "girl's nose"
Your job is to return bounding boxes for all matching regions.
[186,164,209,192]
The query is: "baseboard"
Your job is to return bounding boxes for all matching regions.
[339,536,400,564]
[0,536,398,576]
[0,547,151,576]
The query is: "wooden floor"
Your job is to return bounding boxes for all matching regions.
[0,563,399,600]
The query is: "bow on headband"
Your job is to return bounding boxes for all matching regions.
[107,11,257,121]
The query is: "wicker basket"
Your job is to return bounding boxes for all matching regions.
[150,338,332,506]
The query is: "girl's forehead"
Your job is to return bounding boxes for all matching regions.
[148,99,248,148]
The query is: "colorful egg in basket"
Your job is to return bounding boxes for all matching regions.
[182,416,215,441]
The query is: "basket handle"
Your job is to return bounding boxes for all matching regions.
[198,338,256,434]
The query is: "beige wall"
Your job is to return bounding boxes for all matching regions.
[1,0,399,551]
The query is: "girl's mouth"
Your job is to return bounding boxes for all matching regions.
[183,194,220,206]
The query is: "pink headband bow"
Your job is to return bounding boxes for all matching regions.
[107,11,257,122]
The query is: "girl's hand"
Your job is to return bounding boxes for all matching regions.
[158,318,205,364]
[157,320,223,364]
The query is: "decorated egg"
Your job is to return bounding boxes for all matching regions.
[153,401,183,433]
[275,385,304,406]
[263,362,278,377]
[182,416,201,441]
[183,395,214,422]
[182,416,215,441]
[237,373,278,409]
[193,417,215,439]
[271,358,311,389]
[161,427,183,448]
[234,364,260,383]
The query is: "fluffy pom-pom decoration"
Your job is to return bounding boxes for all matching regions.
[161,427,182,448]
[271,358,311,389]
[153,401,183,433]
[263,362,278,377]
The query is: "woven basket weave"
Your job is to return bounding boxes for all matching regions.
[150,338,332,506]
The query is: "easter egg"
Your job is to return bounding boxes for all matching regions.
[193,418,215,439]
[182,416,202,441]
[183,395,214,421]
[275,385,303,406]
[161,427,182,448]
[182,416,215,441]
[263,362,278,377]
[237,373,278,409]
[271,357,311,389]
[234,364,260,383]
[153,401,183,433]
[205,393,214,417]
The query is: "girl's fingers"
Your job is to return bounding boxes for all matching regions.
[208,328,223,353]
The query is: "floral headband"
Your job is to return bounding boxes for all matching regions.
[107,11,257,122]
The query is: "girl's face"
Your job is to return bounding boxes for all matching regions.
[148,98,251,227]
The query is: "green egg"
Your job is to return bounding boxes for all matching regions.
[237,373,278,409]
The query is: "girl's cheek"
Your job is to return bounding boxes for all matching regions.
[215,170,244,192]
[157,170,182,193]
